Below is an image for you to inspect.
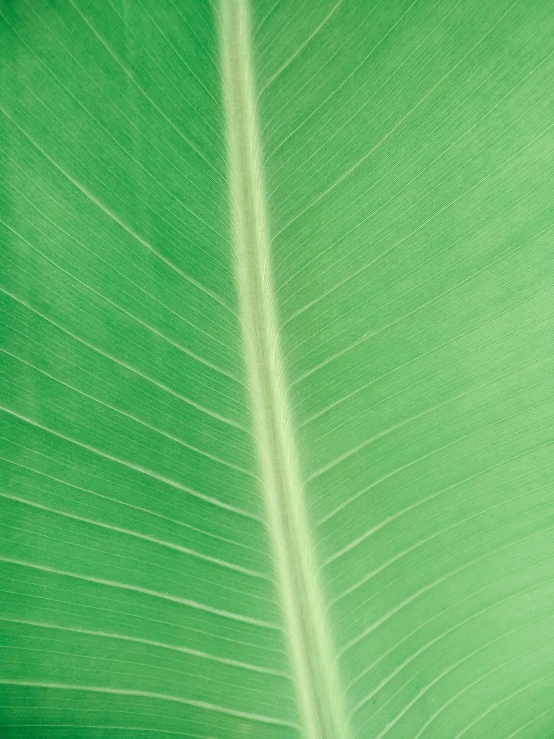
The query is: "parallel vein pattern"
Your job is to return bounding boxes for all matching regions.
[254,0,554,736]
[1,1,297,736]
[2,0,554,737]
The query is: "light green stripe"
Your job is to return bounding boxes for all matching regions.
[219,1,352,737]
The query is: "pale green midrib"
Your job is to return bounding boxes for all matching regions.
[219,2,351,738]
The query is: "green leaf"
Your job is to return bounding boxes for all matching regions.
[1,0,554,737]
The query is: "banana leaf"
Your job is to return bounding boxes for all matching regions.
[1,0,554,737]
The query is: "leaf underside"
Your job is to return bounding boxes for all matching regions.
[1,1,554,738]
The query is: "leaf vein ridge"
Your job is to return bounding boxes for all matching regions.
[220,2,352,737]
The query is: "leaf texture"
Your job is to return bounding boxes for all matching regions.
[1,0,554,738]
